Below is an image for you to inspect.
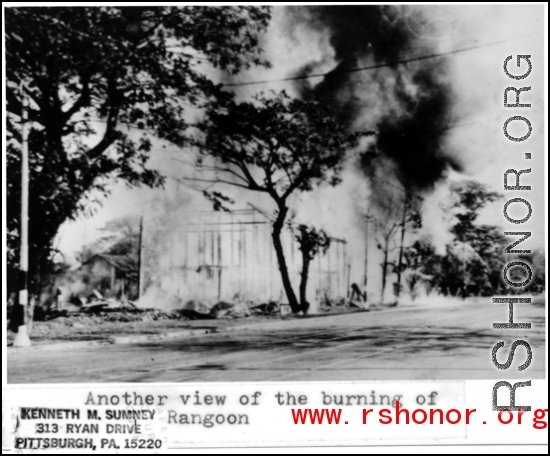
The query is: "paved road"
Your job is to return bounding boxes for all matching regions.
[8,299,546,383]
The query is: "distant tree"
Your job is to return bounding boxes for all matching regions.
[503,249,546,295]
[5,6,271,296]
[449,180,500,243]
[403,237,440,299]
[77,214,141,263]
[517,250,545,294]
[412,180,515,298]
[439,242,483,297]
[371,191,421,302]
[446,180,504,297]
[190,91,371,312]
[102,215,141,257]
[293,224,331,312]
[396,181,544,298]
[394,193,422,296]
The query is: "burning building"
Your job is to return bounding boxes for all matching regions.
[139,204,349,307]
[81,253,139,300]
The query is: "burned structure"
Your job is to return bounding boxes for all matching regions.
[81,254,139,301]
[140,205,349,306]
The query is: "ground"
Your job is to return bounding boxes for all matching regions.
[7,298,545,383]
[6,303,357,345]
[7,311,273,345]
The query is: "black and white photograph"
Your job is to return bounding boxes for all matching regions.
[4,3,546,389]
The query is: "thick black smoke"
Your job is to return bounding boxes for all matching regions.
[288,5,463,191]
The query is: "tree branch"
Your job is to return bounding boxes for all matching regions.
[87,76,121,159]
[172,157,250,184]
[61,75,91,124]
[282,174,304,200]
[176,176,257,191]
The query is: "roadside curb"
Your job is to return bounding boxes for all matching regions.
[7,304,427,354]
[8,338,115,353]
[7,327,224,354]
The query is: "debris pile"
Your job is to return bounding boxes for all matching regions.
[250,301,280,315]
[13,309,181,344]
[171,300,255,320]
[31,284,372,327]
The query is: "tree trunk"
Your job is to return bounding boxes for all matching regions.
[395,194,409,296]
[271,204,300,313]
[396,223,406,296]
[299,249,311,312]
[381,248,389,303]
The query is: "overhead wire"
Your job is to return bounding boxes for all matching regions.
[222,32,540,88]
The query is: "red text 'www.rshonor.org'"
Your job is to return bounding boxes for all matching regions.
[291,402,548,428]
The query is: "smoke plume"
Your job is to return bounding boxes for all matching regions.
[287,5,461,192]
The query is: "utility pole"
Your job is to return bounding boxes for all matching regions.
[137,215,144,300]
[13,85,31,347]
[395,192,409,297]
[363,210,369,290]
[363,208,371,301]
[462,240,466,299]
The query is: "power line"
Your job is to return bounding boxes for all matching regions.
[222,32,540,88]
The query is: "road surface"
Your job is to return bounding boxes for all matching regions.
[8,299,546,383]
